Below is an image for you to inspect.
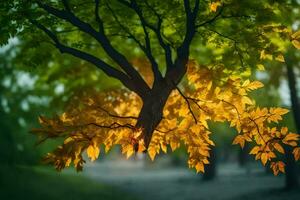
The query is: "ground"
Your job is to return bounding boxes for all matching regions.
[0,164,136,200]
[1,156,299,200]
[83,156,300,200]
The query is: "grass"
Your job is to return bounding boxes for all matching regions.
[0,164,137,200]
[232,188,300,200]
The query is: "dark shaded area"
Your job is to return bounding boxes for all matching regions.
[284,52,300,188]
[0,165,137,200]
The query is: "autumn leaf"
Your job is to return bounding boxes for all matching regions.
[293,147,300,161]
[148,147,156,161]
[86,144,100,161]
[195,162,205,173]
[292,40,300,49]
[245,81,264,91]
[261,153,268,166]
[275,54,285,63]
[249,146,260,155]
[270,161,285,175]
[210,1,221,12]
[283,133,299,147]
[273,143,285,154]
[232,135,245,148]
[291,30,300,49]
[278,161,285,173]
[260,50,273,60]
[33,61,299,174]
[257,64,265,71]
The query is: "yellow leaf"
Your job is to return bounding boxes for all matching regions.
[242,96,253,105]
[87,145,100,161]
[202,158,210,164]
[65,158,72,167]
[293,147,300,161]
[270,162,279,176]
[160,142,167,153]
[179,118,190,130]
[210,1,221,12]
[190,124,201,134]
[198,148,210,157]
[278,161,285,173]
[291,30,300,39]
[273,143,285,154]
[269,108,289,120]
[283,133,299,142]
[64,137,73,144]
[242,79,250,87]
[280,127,288,135]
[206,137,215,146]
[195,162,205,173]
[148,147,156,161]
[60,112,71,122]
[170,140,180,151]
[232,135,245,148]
[261,153,268,166]
[138,140,146,153]
[275,54,285,63]
[260,50,273,60]
[292,39,300,49]
[215,87,221,95]
[126,145,134,158]
[249,146,260,155]
[105,144,111,153]
[257,64,265,71]
[246,81,264,90]
[201,119,209,129]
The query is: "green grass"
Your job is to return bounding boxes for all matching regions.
[0,165,137,200]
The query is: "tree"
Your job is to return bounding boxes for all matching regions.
[2,0,300,174]
[285,52,300,188]
[281,47,300,188]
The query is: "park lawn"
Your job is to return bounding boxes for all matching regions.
[0,165,137,200]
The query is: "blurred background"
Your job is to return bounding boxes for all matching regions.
[1,36,300,200]
[1,1,300,197]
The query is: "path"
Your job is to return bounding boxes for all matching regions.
[83,157,299,200]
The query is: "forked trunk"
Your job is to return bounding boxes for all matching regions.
[135,80,174,148]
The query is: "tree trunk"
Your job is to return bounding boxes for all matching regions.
[285,57,299,189]
[135,80,174,148]
[203,147,217,181]
[238,143,248,167]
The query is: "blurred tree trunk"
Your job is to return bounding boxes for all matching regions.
[0,122,15,165]
[285,55,299,189]
[203,147,216,181]
[238,143,249,167]
[0,88,15,165]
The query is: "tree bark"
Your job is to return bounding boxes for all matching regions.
[238,143,248,167]
[203,147,217,181]
[285,56,299,189]
[136,80,175,148]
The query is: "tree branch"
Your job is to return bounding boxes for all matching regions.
[37,1,150,96]
[94,105,138,120]
[175,86,197,123]
[118,0,173,73]
[205,28,244,68]
[196,5,224,28]
[61,0,71,11]
[29,19,136,92]
[165,0,200,85]
[105,0,162,82]
[94,0,104,31]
